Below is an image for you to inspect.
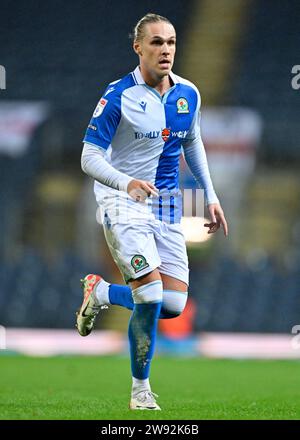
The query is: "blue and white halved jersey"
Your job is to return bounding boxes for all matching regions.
[83,66,207,223]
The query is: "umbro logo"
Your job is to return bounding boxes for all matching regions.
[139,101,147,112]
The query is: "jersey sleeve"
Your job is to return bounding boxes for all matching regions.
[184,86,201,144]
[83,88,121,150]
[181,85,219,205]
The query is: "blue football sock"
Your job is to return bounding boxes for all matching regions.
[109,284,134,310]
[128,302,162,380]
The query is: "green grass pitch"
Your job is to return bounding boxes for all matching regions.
[0,355,299,420]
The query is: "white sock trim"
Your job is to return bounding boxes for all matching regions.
[162,290,188,315]
[132,377,151,396]
[95,279,110,305]
[132,280,163,304]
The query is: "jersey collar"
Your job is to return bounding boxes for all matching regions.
[132,66,179,86]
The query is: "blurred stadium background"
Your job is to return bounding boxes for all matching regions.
[1,0,300,358]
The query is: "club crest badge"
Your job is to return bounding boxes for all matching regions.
[93,98,108,117]
[161,128,171,142]
[131,255,149,273]
[177,97,189,114]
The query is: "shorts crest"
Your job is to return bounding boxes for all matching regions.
[131,255,149,273]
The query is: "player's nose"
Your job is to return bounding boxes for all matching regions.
[161,42,170,54]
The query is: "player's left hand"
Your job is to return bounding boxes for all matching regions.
[204,203,228,236]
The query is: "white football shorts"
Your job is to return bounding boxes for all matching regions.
[102,216,189,285]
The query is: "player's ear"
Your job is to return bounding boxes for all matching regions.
[133,41,142,56]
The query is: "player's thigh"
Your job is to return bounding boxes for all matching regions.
[103,221,161,284]
[160,273,188,292]
[155,222,189,286]
[130,268,161,290]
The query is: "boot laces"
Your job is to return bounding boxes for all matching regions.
[136,390,158,404]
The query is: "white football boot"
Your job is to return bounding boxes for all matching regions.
[76,274,107,336]
[129,391,161,410]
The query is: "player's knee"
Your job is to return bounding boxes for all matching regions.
[131,280,163,304]
[161,290,188,318]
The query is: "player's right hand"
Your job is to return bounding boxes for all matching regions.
[127,179,159,202]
